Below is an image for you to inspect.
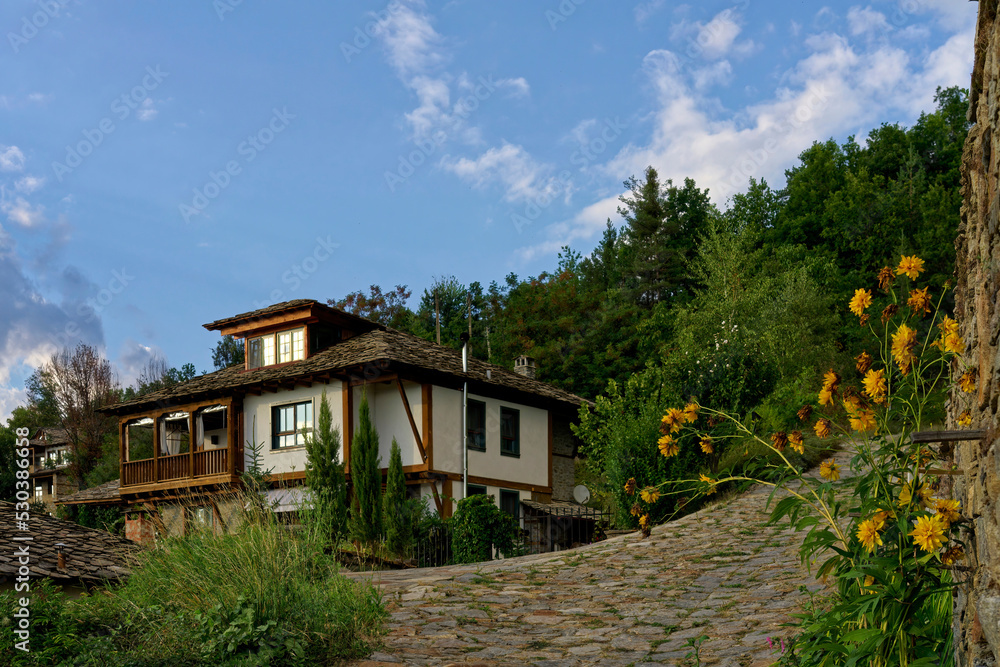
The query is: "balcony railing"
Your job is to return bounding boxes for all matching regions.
[122,449,230,488]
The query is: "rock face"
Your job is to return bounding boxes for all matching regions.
[955,2,1000,664]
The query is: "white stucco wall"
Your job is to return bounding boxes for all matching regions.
[242,380,344,476]
[433,386,549,490]
[357,381,424,468]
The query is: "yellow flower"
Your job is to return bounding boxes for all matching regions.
[661,408,686,433]
[849,288,872,316]
[939,315,959,336]
[814,418,833,439]
[958,410,972,427]
[699,473,717,495]
[855,351,873,374]
[770,431,788,452]
[898,482,933,508]
[683,402,699,423]
[849,410,877,433]
[788,431,804,455]
[624,477,637,495]
[797,405,813,422]
[959,370,977,394]
[699,436,714,454]
[896,255,925,280]
[907,287,932,316]
[935,498,961,525]
[658,435,679,458]
[881,303,899,324]
[862,368,887,403]
[856,518,884,553]
[639,513,651,532]
[909,514,947,553]
[630,502,642,517]
[872,510,891,529]
[640,487,661,504]
[941,545,965,565]
[877,266,895,291]
[818,387,834,406]
[820,459,840,481]
[822,369,841,392]
[891,324,918,375]
[944,332,965,355]
[862,574,876,594]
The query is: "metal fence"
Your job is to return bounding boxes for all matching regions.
[410,504,610,568]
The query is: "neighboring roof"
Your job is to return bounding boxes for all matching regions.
[104,327,589,415]
[57,479,122,506]
[0,501,134,586]
[29,427,71,447]
[521,499,605,516]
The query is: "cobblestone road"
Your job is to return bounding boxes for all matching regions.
[348,453,849,666]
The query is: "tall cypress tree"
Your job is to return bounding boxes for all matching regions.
[383,438,411,558]
[349,394,382,545]
[304,389,348,542]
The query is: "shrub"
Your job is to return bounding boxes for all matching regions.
[304,389,348,544]
[451,494,521,564]
[382,438,411,559]
[348,394,382,546]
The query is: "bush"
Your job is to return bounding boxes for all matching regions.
[348,394,382,546]
[382,438,411,559]
[0,494,387,666]
[451,494,521,564]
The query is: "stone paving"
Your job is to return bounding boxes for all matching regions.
[347,452,850,667]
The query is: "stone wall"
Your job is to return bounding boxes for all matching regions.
[954,2,1000,663]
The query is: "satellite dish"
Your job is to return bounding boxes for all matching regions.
[573,485,591,504]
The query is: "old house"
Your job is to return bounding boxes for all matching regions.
[98,299,586,537]
[27,428,77,514]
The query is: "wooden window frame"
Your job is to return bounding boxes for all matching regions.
[271,400,313,450]
[467,399,486,451]
[248,327,306,369]
[500,407,520,458]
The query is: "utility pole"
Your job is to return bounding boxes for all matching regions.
[434,290,441,345]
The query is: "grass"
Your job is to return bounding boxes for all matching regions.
[0,492,387,667]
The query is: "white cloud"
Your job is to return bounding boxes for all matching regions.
[15,176,44,193]
[634,0,666,25]
[513,195,620,264]
[137,98,158,121]
[0,386,28,425]
[442,143,565,205]
[2,197,44,227]
[26,92,51,104]
[375,0,447,81]
[693,60,733,90]
[0,146,25,172]
[671,9,749,60]
[496,77,530,98]
[847,6,890,36]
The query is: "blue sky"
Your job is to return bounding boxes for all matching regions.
[0,0,978,419]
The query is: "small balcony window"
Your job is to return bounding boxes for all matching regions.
[248,328,305,369]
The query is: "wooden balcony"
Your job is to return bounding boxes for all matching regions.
[122,449,231,489]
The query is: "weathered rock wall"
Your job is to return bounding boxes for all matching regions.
[955,1,1000,663]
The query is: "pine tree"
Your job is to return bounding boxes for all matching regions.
[383,438,411,558]
[304,389,348,542]
[348,394,383,545]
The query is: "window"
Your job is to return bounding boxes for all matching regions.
[272,401,313,449]
[500,407,520,457]
[467,400,486,451]
[467,484,487,497]
[500,489,520,520]
[248,328,304,369]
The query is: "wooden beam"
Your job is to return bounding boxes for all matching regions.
[397,379,427,463]
[911,429,987,443]
[152,416,160,483]
[547,412,554,492]
[227,400,237,478]
[443,479,453,518]
[429,479,443,516]
[342,383,353,475]
[422,384,433,469]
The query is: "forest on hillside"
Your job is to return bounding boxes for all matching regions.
[1,87,968,527]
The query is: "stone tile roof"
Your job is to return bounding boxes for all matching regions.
[104,327,589,415]
[29,427,71,447]
[0,501,134,586]
[56,480,122,506]
[201,298,325,330]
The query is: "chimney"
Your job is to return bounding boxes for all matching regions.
[513,356,536,379]
[55,543,66,570]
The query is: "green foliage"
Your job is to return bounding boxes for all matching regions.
[330,284,414,330]
[450,494,521,564]
[382,438,411,559]
[348,395,383,545]
[0,506,387,666]
[0,427,16,502]
[304,389,348,544]
[211,335,245,370]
